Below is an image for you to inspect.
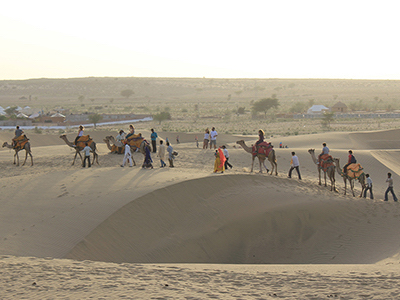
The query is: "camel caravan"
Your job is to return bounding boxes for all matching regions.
[2,125,366,197]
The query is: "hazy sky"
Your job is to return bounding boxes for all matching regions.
[1,1,399,80]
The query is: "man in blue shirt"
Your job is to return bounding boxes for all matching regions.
[150,128,158,153]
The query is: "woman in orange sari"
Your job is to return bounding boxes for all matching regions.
[213,148,226,173]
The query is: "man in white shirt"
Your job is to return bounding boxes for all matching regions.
[81,142,92,168]
[210,127,218,149]
[363,174,373,199]
[384,172,397,202]
[288,151,301,180]
[222,145,232,169]
[121,142,133,167]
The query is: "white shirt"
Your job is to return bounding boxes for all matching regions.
[366,177,372,187]
[223,148,229,158]
[210,130,218,140]
[82,146,91,156]
[291,155,300,167]
[204,133,210,140]
[124,144,131,156]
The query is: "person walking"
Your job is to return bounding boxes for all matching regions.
[195,136,199,148]
[210,127,218,149]
[167,141,174,167]
[82,142,91,168]
[363,174,373,199]
[288,151,301,179]
[150,128,158,153]
[203,128,210,149]
[384,172,398,202]
[222,145,232,169]
[121,142,133,167]
[158,140,167,167]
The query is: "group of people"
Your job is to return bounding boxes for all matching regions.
[203,127,218,149]
[297,142,397,202]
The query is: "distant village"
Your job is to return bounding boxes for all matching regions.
[1,100,400,129]
[0,106,152,128]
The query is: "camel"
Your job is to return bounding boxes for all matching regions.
[104,135,149,156]
[308,149,337,192]
[236,140,277,175]
[59,135,99,166]
[2,141,33,166]
[103,136,123,154]
[333,158,366,197]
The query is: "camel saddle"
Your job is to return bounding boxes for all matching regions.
[76,135,93,148]
[319,154,334,172]
[110,144,124,154]
[252,142,272,157]
[13,135,29,150]
[343,163,364,179]
[124,134,145,149]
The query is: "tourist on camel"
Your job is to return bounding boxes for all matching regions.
[255,129,265,147]
[74,125,84,146]
[12,125,24,148]
[125,124,135,139]
[318,142,330,164]
[343,150,357,174]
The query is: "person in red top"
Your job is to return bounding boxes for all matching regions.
[343,150,356,174]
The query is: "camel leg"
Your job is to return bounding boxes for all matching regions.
[22,150,28,166]
[274,162,278,176]
[343,178,347,195]
[29,152,33,166]
[14,152,18,165]
[324,172,327,187]
[318,168,322,185]
[351,180,355,197]
[250,157,255,173]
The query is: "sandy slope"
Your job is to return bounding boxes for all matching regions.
[1,129,400,298]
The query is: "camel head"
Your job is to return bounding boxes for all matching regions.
[236,140,244,145]
[59,134,67,139]
[308,149,315,154]
[2,141,7,148]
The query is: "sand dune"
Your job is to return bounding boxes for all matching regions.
[2,128,400,298]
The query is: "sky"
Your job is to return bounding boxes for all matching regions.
[1,0,399,80]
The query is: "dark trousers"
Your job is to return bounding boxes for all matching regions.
[384,186,398,201]
[363,185,373,199]
[288,166,301,179]
[224,157,232,169]
[151,140,157,153]
[82,155,91,168]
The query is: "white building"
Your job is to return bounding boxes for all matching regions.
[307,105,330,114]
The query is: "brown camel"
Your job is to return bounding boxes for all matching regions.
[236,140,277,175]
[333,157,365,197]
[59,135,99,166]
[103,136,123,154]
[308,149,337,192]
[2,141,33,166]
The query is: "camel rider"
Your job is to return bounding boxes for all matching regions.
[125,124,135,139]
[74,125,84,146]
[255,129,265,147]
[318,142,329,164]
[343,150,357,174]
[12,125,24,147]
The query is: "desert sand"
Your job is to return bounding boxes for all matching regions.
[1,128,400,299]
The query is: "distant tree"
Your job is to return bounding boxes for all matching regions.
[251,98,279,118]
[153,111,171,124]
[0,115,7,121]
[88,113,103,129]
[321,111,334,129]
[289,102,306,113]
[121,89,134,98]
